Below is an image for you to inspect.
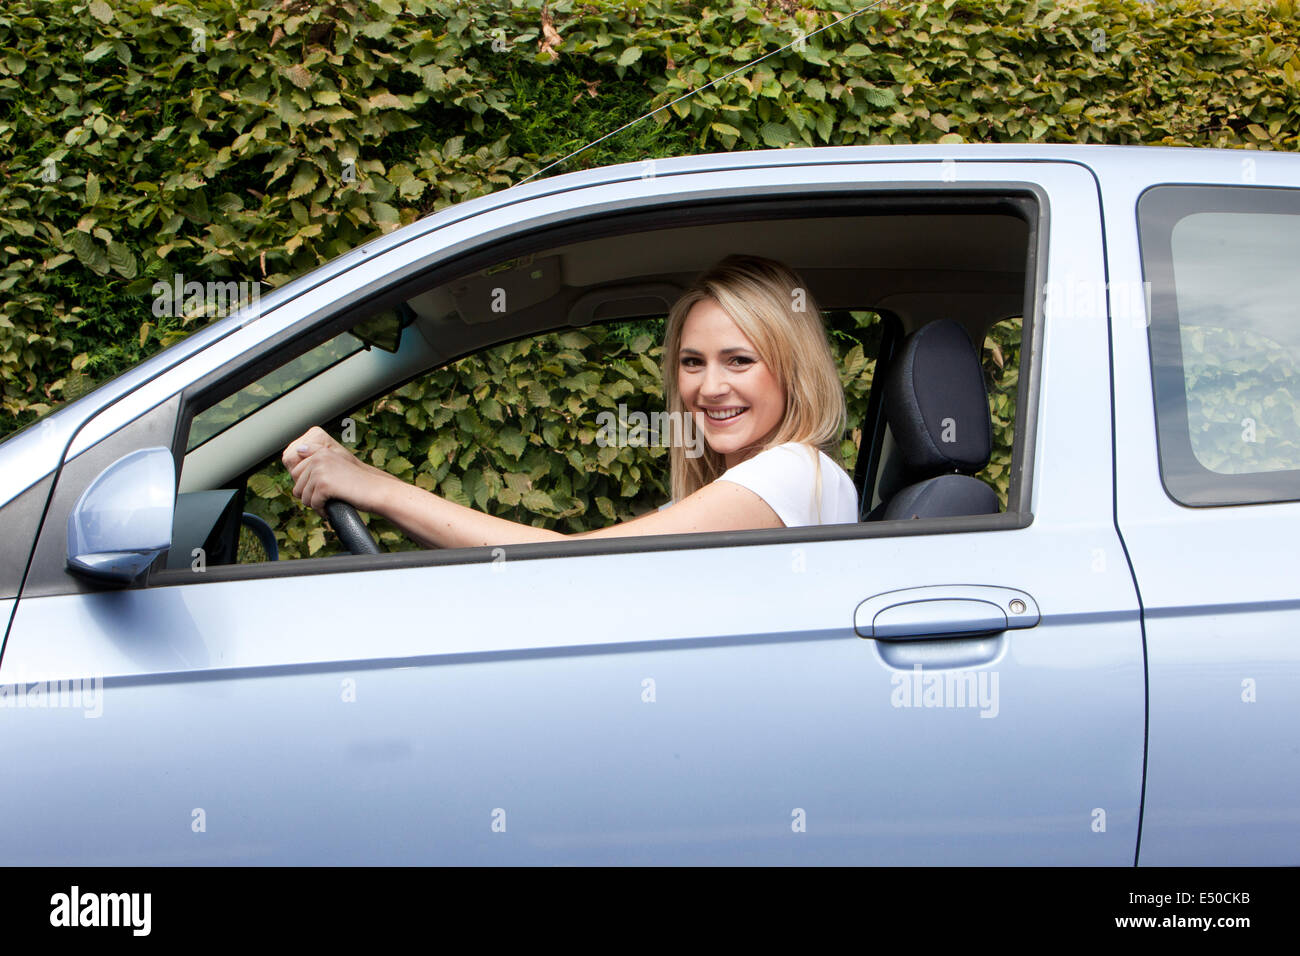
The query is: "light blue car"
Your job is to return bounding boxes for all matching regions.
[1,144,1297,864]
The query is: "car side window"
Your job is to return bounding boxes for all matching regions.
[196,310,894,564]
[1139,185,1300,505]
[161,199,1037,578]
[177,309,1021,567]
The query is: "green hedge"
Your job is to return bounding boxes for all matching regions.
[1,0,1295,434]
[0,0,1288,554]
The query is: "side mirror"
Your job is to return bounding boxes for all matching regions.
[66,446,176,585]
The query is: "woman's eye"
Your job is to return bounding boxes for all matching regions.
[679,355,754,368]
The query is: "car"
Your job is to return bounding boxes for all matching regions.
[1,143,1297,865]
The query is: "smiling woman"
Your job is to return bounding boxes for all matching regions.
[282,255,858,548]
[662,255,857,525]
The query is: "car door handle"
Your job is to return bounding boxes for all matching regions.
[855,585,1040,642]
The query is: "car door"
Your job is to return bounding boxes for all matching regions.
[1105,151,1300,865]
[0,151,1144,864]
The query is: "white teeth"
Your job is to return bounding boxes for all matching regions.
[704,407,746,420]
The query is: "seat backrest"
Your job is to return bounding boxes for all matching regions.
[864,319,999,521]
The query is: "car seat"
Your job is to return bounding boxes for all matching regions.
[864,319,1000,521]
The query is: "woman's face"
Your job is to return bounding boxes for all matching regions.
[678,297,786,469]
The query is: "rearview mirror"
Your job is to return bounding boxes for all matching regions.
[350,302,417,354]
[66,446,176,585]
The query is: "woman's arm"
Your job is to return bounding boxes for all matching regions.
[377,471,784,548]
[283,426,785,549]
[570,479,784,539]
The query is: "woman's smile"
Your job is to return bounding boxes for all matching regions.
[701,405,749,423]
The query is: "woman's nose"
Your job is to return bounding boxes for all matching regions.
[700,363,729,397]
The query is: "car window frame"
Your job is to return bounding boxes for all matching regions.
[149,188,1044,587]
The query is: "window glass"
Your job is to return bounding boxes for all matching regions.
[1139,186,1300,505]
[187,331,364,452]
[1173,212,1300,475]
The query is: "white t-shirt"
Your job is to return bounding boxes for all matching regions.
[659,442,858,526]
[717,442,858,526]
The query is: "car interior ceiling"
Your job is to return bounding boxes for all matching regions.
[177,209,1030,554]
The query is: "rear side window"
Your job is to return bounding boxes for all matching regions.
[1138,185,1300,506]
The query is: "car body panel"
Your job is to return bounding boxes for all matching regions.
[1,615,1137,865]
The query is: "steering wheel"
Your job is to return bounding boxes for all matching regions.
[325,499,382,556]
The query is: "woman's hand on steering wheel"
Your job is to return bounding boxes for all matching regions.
[282,426,393,520]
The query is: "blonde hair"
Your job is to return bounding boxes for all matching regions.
[661,255,847,509]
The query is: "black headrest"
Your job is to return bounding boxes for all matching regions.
[884,320,992,476]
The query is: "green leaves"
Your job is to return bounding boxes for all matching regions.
[862,87,897,109]
[760,121,796,146]
[248,473,280,498]
[496,427,527,459]
[287,165,319,199]
[68,230,109,275]
[105,240,136,279]
[87,1,113,25]
[980,316,1022,509]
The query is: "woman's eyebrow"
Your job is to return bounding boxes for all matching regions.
[678,346,754,356]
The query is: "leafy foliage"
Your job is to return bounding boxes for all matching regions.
[982,316,1021,505]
